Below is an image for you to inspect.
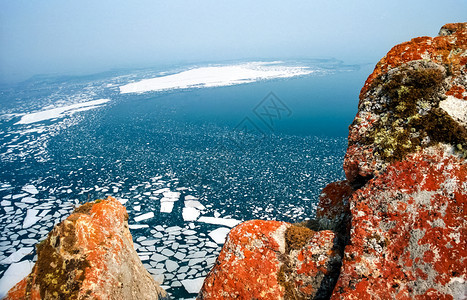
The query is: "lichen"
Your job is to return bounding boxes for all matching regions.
[285,225,315,253]
[359,64,467,162]
[74,199,101,215]
[276,225,316,300]
[23,216,90,299]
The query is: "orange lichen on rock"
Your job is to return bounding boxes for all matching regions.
[333,148,467,299]
[6,197,166,300]
[198,220,289,300]
[198,221,341,300]
[361,23,467,97]
[344,22,467,185]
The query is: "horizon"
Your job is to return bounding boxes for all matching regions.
[1,0,466,83]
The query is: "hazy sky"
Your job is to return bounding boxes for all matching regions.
[0,0,465,82]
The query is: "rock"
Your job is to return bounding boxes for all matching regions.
[344,22,467,186]
[315,180,353,233]
[6,197,167,300]
[333,147,467,299]
[200,23,466,299]
[333,22,467,299]
[198,220,341,299]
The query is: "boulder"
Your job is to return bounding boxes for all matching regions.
[7,197,167,300]
[333,147,467,299]
[198,220,341,299]
[344,23,467,186]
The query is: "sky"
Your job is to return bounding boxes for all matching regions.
[0,0,466,83]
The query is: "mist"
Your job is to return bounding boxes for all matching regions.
[1,0,466,83]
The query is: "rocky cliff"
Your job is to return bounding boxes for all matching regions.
[6,197,167,300]
[199,23,467,299]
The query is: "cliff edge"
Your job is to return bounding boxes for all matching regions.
[6,197,167,300]
[199,23,467,299]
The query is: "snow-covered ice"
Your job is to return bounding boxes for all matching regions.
[165,259,179,272]
[208,227,231,244]
[0,247,34,264]
[181,277,205,294]
[129,224,149,229]
[197,216,241,228]
[134,212,154,222]
[120,62,314,94]
[150,253,168,262]
[182,207,200,221]
[23,209,41,229]
[160,201,174,213]
[160,191,180,213]
[0,260,34,298]
[21,197,38,204]
[21,185,39,195]
[15,99,111,125]
[184,200,205,210]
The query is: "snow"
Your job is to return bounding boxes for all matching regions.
[181,277,206,294]
[197,216,242,228]
[0,247,34,264]
[208,227,231,244]
[23,209,41,229]
[0,260,34,298]
[22,184,39,195]
[15,99,110,125]
[119,62,314,94]
[134,212,154,222]
[182,207,200,221]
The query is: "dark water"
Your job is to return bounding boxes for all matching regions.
[0,61,372,298]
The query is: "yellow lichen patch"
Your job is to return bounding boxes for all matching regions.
[285,225,315,253]
[362,64,467,162]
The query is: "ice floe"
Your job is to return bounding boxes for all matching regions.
[208,227,231,244]
[165,260,179,272]
[21,185,39,195]
[134,212,154,222]
[197,216,241,228]
[15,99,110,125]
[23,209,42,229]
[160,191,180,213]
[182,207,200,221]
[21,197,38,204]
[0,260,34,298]
[0,247,33,264]
[128,224,149,229]
[181,277,205,294]
[119,61,314,94]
